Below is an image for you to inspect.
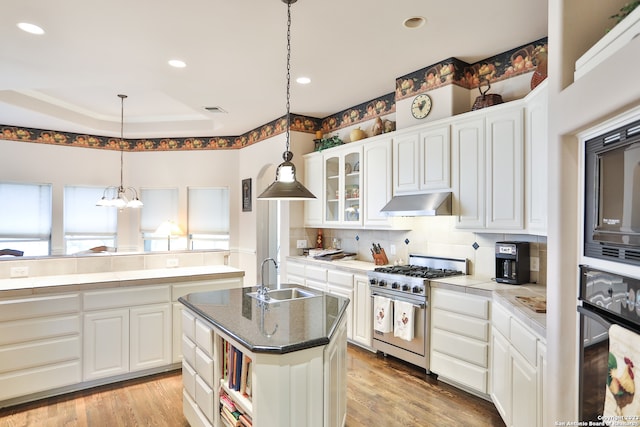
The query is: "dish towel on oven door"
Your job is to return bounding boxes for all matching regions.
[373,296,393,333]
[603,324,640,421]
[393,300,414,341]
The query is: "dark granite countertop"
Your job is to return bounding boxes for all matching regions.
[179,284,349,354]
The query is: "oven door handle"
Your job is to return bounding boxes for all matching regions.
[370,293,426,310]
[578,305,612,329]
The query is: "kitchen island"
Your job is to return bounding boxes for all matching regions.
[179,285,349,427]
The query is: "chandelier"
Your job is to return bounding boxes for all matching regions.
[96,94,143,209]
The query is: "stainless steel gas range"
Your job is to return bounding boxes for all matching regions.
[367,254,468,371]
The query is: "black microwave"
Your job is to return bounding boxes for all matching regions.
[584,118,640,265]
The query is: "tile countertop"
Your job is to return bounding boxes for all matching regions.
[0,265,245,297]
[179,285,350,354]
[430,275,547,340]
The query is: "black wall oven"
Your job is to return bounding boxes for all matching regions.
[578,265,640,421]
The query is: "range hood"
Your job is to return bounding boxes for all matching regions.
[380,192,452,217]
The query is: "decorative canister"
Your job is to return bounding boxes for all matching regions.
[350,127,366,142]
[471,79,503,111]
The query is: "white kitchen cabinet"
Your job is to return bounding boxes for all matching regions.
[182,306,347,427]
[305,264,329,292]
[324,144,363,226]
[452,104,524,231]
[83,285,172,381]
[452,116,486,228]
[525,82,548,235]
[304,152,324,227]
[430,287,490,395]
[0,293,82,402]
[393,124,451,195]
[363,135,393,228]
[352,274,373,349]
[490,301,545,427]
[537,341,547,427]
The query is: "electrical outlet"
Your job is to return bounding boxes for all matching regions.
[530,257,539,272]
[389,244,396,255]
[166,258,179,268]
[10,266,29,278]
[297,240,308,249]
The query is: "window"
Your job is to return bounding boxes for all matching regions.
[188,187,230,250]
[0,182,52,256]
[64,186,117,254]
[140,188,183,251]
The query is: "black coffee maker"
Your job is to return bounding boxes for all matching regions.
[495,241,530,285]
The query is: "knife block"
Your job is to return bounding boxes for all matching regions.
[373,249,389,266]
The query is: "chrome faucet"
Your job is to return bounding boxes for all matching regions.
[257,257,278,300]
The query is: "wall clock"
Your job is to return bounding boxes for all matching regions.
[411,94,432,119]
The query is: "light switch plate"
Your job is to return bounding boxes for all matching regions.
[297,240,308,249]
[166,258,179,268]
[10,266,29,278]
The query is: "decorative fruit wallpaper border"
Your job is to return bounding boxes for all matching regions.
[0,37,547,151]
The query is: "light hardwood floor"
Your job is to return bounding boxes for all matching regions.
[0,345,504,426]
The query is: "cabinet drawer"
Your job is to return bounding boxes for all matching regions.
[431,328,488,367]
[195,347,214,389]
[510,317,537,365]
[305,266,327,282]
[287,262,305,277]
[431,289,489,319]
[0,335,81,373]
[182,335,196,368]
[84,285,170,311]
[183,389,213,427]
[431,350,487,393]
[492,302,511,337]
[327,270,353,288]
[195,319,214,357]
[182,360,196,399]
[0,315,80,346]
[182,309,196,342]
[0,294,80,321]
[195,375,215,424]
[432,308,489,341]
[0,360,81,401]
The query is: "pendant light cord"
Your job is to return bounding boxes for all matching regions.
[284,0,292,155]
[118,94,127,191]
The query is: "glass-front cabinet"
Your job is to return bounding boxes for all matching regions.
[324,145,362,226]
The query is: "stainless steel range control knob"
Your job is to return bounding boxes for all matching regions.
[392,282,400,289]
[412,286,422,293]
[401,284,410,291]
[379,280,387,287]
[369,278,377,285]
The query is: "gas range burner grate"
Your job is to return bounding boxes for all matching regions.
[373,265,463,279]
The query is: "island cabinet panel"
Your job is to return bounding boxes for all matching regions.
[352,274,373,349]
[0,293,82,402]
[180,295,348,427]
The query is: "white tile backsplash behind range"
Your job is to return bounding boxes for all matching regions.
[321,216,547,285]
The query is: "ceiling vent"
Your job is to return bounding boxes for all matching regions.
[204,106,227,114]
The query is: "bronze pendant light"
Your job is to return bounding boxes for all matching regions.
[258,0,316,200]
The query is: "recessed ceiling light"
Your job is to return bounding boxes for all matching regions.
[17,22,45,35]
[168,59,187,68]
[403,16,426,29]
[296,76,311,84]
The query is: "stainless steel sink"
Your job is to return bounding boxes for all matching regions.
[247,287,319,303]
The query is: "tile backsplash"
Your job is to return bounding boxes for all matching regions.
[291,216,547,285]
[0,250,229,280]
